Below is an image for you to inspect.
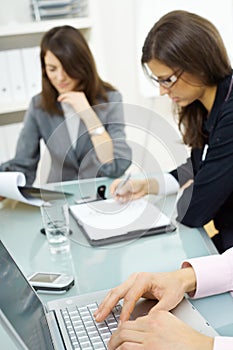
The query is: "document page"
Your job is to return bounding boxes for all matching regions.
[0,172,44,206]
[70,198,172,241]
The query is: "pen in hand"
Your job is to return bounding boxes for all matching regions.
[114,173,131,196]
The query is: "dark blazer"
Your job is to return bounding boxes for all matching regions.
[0,90,132,185]
[171,73,233,252]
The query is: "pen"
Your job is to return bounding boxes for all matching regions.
[114,173,131,195]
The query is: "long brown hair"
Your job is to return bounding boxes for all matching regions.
[142,10,232,148]
[39,25,115,115]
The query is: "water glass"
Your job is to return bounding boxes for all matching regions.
[40,200,70,254]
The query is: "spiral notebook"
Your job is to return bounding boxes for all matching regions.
[69,198,176,246]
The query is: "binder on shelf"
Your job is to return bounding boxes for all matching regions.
[0,51,13,103]
[31,0,88,20]
[21,46,42,99]
[6,49,27,102]
[70,198,176,246]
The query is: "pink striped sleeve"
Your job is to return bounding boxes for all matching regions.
[181,248,233,349]
[213,336,233,350]
[182,247,233,299]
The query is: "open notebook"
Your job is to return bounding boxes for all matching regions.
[69,198,176,246]
[0,240,218,350]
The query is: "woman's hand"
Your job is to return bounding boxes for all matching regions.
[110,178,159,202]
[58,91,114,163]
[94,268,196,323]
[108,310,214,350]
[58,91,90,116]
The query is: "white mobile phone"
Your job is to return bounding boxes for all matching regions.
[28,272,75,294]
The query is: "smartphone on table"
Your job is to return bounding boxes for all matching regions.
[28,272,74,294]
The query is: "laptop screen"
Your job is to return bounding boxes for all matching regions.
[0,241,54,350]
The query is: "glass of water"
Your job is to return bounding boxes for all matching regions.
[40,200,70,254]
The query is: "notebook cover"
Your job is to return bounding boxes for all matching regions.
[79,222,177,246]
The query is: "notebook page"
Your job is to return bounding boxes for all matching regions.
[70,198,171,240]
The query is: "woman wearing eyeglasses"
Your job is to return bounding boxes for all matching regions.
[110,10,233,254]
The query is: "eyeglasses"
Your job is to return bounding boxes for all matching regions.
[149,70,184,89]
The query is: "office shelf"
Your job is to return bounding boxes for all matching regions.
[0,17,92,37]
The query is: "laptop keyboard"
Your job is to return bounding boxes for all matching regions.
[61,302,122,349]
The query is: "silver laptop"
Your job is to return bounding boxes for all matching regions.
[0,241,218,350]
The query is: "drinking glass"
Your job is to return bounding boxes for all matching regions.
[40,200,70,254]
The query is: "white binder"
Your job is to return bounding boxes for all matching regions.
[6,49,27,102]
[0,51,12,103]
[21,46,42,99]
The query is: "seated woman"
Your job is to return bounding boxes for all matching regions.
[109,10,233,253]
[0,25,132,185]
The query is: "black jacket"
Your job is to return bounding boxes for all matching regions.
[171,73,233,252]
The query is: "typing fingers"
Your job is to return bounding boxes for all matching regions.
[94,273,143,322]
[108,323,145,350]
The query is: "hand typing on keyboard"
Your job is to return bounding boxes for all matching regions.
[94,271,214,350]
[61,302,122,350]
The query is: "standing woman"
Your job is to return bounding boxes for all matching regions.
[110,10,233,253]
[0,25,131,185]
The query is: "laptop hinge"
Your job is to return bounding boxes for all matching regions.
[46,310,72,350]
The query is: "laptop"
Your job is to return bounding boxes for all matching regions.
[0,241,218,350]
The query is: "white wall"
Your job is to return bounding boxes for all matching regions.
[89,0,141,105]
[88,0,174,111]
[0,0,31,25]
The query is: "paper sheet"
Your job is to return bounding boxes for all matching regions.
[0,172,44,206]
[70,198,171,240]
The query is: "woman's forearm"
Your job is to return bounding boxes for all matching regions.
[82,109,114,163]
